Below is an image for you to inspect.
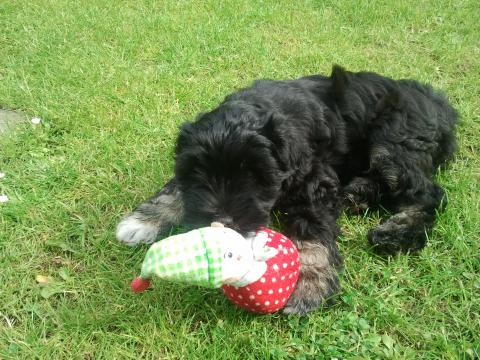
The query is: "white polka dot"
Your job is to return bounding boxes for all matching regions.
[289,274,293,279]
[268,289,273,294]
[272,277,277,283]
[283,263,288,268]
[282,298,286,302]
[283,249,288,255]
[278,244,283,249]
[281,276,285,280]
[260,277,266,283]
[286,286,290,291]
[275,300,279,305]
[255,302,260,306]
[257,290,262,295]
[291,261,295,266]
[290,248,294,253]
[280,239,286,243]
[229,293,234,297]
[291,283,296,288]
[279,288,283,293]
[265,301,270,306]
[249,295,255,300]
[273,264,279,271]
[238,295,243,299]
[294,271,298,275]
[246,287,250,291]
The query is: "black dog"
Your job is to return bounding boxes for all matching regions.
[117,65,458,315]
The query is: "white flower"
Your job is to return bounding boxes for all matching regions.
[0,172,5,179]
[0,194,9,203]
[31,117,41,125]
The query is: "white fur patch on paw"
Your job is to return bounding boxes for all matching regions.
[116,216,158,246]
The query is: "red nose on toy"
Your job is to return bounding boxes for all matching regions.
[131,277,150,293]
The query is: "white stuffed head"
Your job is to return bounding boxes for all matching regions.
[211,223,278,286]
[210,222,256,284]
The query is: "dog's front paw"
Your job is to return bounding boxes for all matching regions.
[283,266,340,315]
[283,240,341,315]
[116,215,159,246]
[343,177,380,214]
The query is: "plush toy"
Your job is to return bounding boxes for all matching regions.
[131,224,299,313]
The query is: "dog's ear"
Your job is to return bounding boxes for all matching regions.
[175,122,193,154]
[260,112,284,145]
[260,111,333,174]
[260,112,291,171]
[375,90,404,113]
[330,65,350,101]
[174,122,204,182]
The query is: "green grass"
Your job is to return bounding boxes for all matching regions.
[1,0,479,358]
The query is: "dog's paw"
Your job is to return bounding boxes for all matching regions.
[344,193,369,214]
[368,212,427,254]
[283,294,321,316]
[343,177,379,214]
[283,268,339,316]
[116,215,159,246]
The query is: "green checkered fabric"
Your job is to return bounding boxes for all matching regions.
[140,228,224,288]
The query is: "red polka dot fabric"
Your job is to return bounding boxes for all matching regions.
[222,228,300,313]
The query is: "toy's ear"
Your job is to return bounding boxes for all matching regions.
[254,246,278,261]
[251,231,269,249]
[250,232,278,261]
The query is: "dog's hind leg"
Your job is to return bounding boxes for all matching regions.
[364,88,456,254]
[116,178,184,245]
[365,144,448,254]
[367,178,446,254]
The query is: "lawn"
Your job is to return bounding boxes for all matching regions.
[1,0,479,358]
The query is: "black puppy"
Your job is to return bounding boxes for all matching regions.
[117,66,458,315]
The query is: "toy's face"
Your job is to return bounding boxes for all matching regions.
[217,229,256,284]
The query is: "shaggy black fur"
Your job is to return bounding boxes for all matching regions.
[117,65,458,315]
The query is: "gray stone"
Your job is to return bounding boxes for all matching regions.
[0,109,28,134]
